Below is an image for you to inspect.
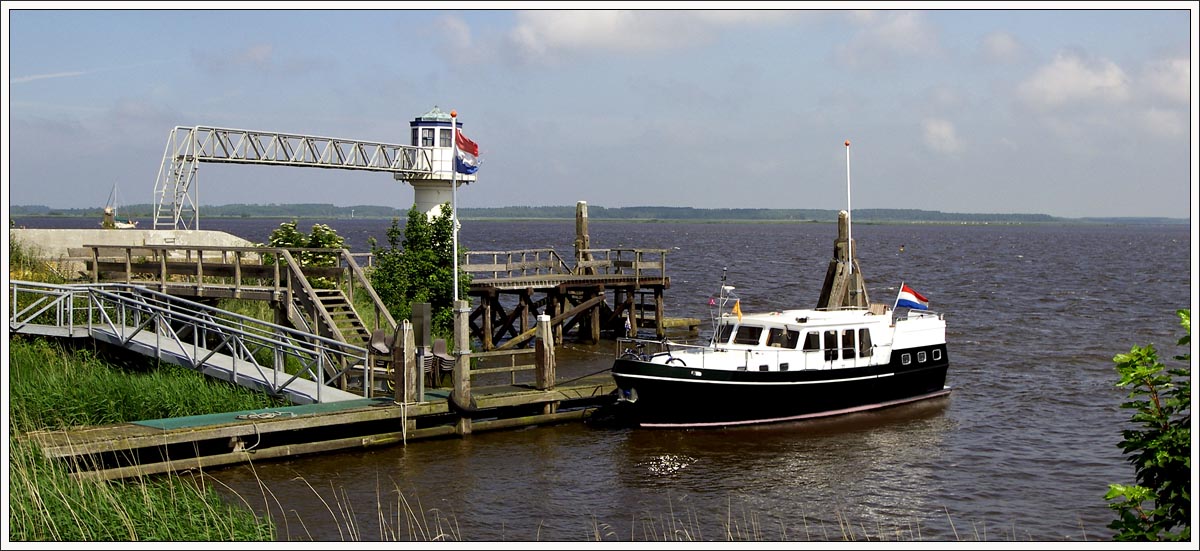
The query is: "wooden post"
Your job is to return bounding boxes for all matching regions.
[655,287,665,339]
[590,287,602,344]
[393,320,417,403]
[453,299,472,435]
[535,314,555,391]
[575,200,593,275]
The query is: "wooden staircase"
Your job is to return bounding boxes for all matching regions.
[314,288,371,346]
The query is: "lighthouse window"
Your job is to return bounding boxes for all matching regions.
[411,128,418,146]
[802,332,820,351]
[733,325,763,345]
[421,128,435,146]
[440,128,452,147]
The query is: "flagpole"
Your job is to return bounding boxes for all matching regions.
[893,281,903,311]
[845,139,852,276]
[450,110,460,305]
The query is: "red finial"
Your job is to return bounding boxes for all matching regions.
[844,140,850,147]
[450,110,457,118]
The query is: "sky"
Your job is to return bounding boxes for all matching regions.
[3,2,1197,219]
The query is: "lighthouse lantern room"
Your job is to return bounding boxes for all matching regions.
[398,106,478,218]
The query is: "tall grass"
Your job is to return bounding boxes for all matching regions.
[7,336,283,541]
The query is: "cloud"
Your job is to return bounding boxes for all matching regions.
[836,11,941,68]
[11,70,88,84]
[193,43,275,73]
[505,10,809,64]
[922,118,963,154]
[1017,51,1130,110]
[979,31,1022,63]
[1137,107,1187,138]
[1140,57,1189,104]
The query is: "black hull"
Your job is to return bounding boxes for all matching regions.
[611,348,950,428]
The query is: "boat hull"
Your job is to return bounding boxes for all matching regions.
[610,347,950,428]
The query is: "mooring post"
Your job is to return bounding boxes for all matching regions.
[453,299,472,435]
[535,314,555,391]
[393,320,417,403]
[575,200,593,275]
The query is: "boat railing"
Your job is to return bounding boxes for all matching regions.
[615,337,880,371]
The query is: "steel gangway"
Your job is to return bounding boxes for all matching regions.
[8,280,373,404]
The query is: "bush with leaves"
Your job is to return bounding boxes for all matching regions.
[368,203,469,336]
[1105,309,1191,541]
[260,219,345,288]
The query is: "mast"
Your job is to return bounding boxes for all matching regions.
[451,110,460,305]
[845,140,852,275]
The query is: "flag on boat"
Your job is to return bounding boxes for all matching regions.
[895,283,929,310]
[455,130,480,174]
[732,299,742,321]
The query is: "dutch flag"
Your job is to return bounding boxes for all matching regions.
[895,283,929,310]
[455,130,480,175]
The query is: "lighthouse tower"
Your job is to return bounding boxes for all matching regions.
[397,106,478,217]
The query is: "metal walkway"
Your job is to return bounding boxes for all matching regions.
[9,280,372,404]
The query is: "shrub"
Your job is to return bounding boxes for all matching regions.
[1105,309,1191,541]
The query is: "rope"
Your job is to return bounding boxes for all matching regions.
[554,364,613,386]
[234,411,296,420]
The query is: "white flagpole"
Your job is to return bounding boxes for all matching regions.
[845,139,852,275]
[450,110,460,305]
[893,281,904,311]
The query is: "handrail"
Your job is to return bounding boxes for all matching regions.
[339,249,396,332]
[9,280,369,401]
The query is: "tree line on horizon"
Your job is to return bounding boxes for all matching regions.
[7,203,1185,225]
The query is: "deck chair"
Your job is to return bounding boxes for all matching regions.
[431,338,455,386]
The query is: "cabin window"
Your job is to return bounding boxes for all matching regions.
[767,328,799,348]
[932,349,942,361]
[841,330,857,360]
[901,353,911,365]
[736,365,747,371]
[859,329,873,357]
[716,324,735,344]
[440,128,453,147]
[411,128,418,146]
[802,332,821,351]
[421,128,435,146]
[824,330,838,361]
[918,351,927,363]
[759,364,769,372]
[734,325,763,345]
[780,362,789,371]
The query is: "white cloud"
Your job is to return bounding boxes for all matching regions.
[1017,51,1130,109]
[505,10,809,64]
[12,70,88,84]
[1140,57,1189,105]
[1137,107,1187,138]
[194,43,274,73]
[922,118,963,154]
[980,31,1022,63]
[837,11,941,68]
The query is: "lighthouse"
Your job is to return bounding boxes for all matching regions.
[397,106,478,217]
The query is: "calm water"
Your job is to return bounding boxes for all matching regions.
[13,216,1193,541]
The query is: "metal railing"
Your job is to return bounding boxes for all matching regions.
[9,280,371,402]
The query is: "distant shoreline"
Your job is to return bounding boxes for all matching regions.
[7,204,1188,226]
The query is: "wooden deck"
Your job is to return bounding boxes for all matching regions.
[23,375,616,481]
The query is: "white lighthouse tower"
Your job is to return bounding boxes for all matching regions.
[397,106,478,217]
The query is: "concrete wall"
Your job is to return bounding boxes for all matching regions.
[11,228,259,278]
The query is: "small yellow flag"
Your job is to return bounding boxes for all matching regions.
[732,299,742,322]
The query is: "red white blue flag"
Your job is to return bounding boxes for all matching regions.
[895,283,929,310]
[455,130,480,174]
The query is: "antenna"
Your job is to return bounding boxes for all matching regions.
[844,140,852,275]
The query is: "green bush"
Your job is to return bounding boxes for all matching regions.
[368,204,470,335]
[1105,309,1191,541]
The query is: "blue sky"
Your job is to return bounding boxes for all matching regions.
[3,3,1196,218]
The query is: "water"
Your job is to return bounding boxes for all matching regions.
[11,216,1192,541]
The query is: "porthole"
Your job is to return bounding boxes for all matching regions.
[918,351,927,363]
[901,353,911,365]
[932,349,942,361]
